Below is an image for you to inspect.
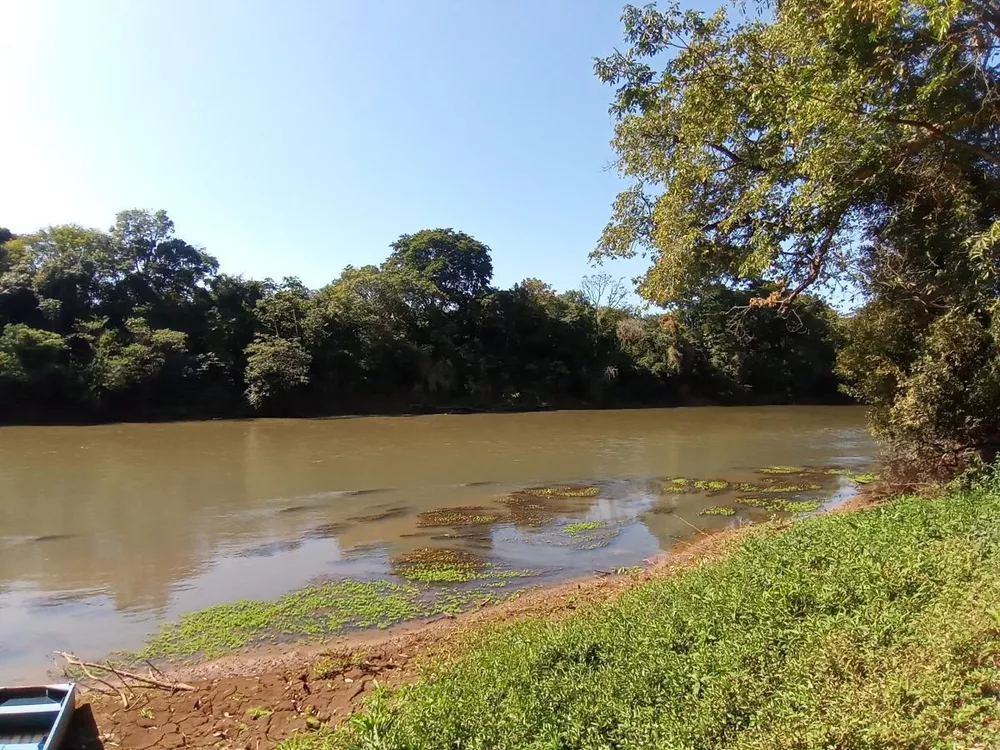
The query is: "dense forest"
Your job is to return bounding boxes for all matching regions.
[0,214,842,423]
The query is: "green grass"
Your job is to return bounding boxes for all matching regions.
[293,482,1000,749]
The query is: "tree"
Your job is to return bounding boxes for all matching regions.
[385,229,493,303]
[595,1,1000,468]
[580,272,631,322]
[244,335,311,409]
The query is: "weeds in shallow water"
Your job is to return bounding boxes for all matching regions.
[391,547,536,583]
[737,497,823,514]
[783,499,823,513]
[133,577,522,662]
[563,521,604,535]
[748,482,823,493]
[694,479,730,492]
[518,485,600,498]
[309,488,1000,750]
[416,507,506,527]
[757,466,807,475]
[700,506,737,516]
[848,472,880,485]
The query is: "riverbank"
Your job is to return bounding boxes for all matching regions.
[68,523,753,749]
[66,485,1000,749]
[61,494,878,749]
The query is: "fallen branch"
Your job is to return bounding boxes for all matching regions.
[56,652,197,695]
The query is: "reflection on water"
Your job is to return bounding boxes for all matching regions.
[0,406,872,682]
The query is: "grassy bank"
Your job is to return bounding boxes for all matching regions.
[297,483,1000,749]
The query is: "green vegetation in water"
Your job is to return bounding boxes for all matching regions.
[848,472,880,485]
[299,483,1000,750]
[416,507,506,528]
[757,466,807,475]
[134,578,513,662]
[783,499,823,513]
[693,479,729,492]
[668,477,689,487]
[699,505,736,517]
[518,485,600,498]
[747,482,822,494]
[736,497,822,513]
[562,521,604,535]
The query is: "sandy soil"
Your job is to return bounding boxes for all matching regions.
[65,497,877,749]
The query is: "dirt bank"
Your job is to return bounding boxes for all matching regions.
[64,522,763,750]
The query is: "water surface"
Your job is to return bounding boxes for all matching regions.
[0,406,872,682]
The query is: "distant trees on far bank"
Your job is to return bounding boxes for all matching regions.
[0,212,844,423]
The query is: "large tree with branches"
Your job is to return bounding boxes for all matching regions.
[595,0,1000,471]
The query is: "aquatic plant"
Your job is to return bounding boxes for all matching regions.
[784,499,823,513]
[693,479,730,492]
[132,576,524,662]
[748,482,823,493]
[700,506,736,516]
[416,507,506,527]
[518,485,600,498]
[737,497,790,512]
[757,466,807,475]
[562,521,604,535]
[848,472,880,485]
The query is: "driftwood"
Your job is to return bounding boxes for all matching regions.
[55,652,196,707]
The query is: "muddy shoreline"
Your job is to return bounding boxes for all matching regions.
[65,493,880,750]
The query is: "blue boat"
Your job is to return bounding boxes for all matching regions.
[0,684,76,750]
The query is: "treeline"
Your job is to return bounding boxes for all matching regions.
[0,211,843,423]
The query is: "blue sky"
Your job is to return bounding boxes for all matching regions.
[0,0,720,295]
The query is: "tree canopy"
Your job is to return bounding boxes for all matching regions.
[596,0,1000,471]
[0,210,843,422]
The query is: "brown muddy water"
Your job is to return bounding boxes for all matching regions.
[0,406,872,682]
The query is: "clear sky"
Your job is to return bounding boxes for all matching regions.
[0,0,718,294]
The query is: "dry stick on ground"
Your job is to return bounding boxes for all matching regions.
[55,651,197,704]
[55,653,132,708]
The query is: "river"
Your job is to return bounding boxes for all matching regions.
[0,406,872,683]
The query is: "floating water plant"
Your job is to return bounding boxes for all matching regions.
[749,482,823,493]
[700,506,737,517]
[518,485,600,498]
[134,577,518,662]
[758,466,807,475]
[562,520,604,535]
[784,499,823,513]
[693,479,730,492]
[737,497,791,511]
[848,472,880,485]
[416,507,506,527]
[391,547,538,583]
